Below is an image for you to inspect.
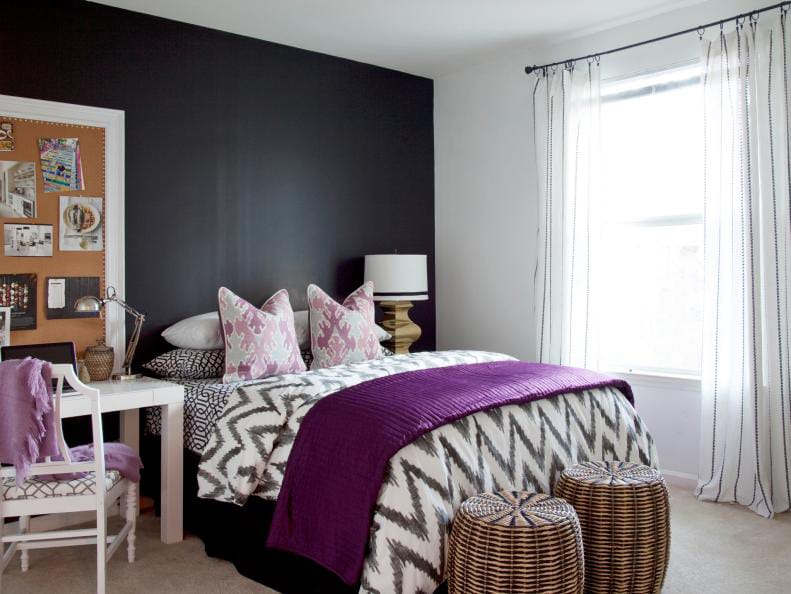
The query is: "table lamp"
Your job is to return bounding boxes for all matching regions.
[364,254,428,354]
[74,286,146,380]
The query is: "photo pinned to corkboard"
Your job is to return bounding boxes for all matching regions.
[4,223,53,257]
[0,114,106,354]
[38,138,84,193]
[0,121,15,152]
[46,276,100,320]
[0,306,10,346]
[0,272,37,330]
[0,160,36,218]
[59,195,103,251]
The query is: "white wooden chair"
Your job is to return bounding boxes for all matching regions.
[0,363,137,594]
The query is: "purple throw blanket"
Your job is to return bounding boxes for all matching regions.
[0,357,143,485]
[266,360,634,584]
[68,443,142,482]
[0,358,58,486]
[42,443,143,483]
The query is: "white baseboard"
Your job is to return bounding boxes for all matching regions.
[661,469,698,490]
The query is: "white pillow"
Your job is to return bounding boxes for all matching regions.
[161,312,223,350]
[294,310,311,350]
[293,309,390,350]
[374,321,392,343]
[163,308,391,351]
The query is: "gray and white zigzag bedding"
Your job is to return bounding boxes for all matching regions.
[196,350,658,594]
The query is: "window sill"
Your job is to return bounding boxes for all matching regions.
[604,369,701,393]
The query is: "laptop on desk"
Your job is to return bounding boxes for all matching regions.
[1,341,79,393]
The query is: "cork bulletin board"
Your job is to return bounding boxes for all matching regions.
[0,115,106,356]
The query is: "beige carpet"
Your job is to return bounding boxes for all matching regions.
[2,485,789,593]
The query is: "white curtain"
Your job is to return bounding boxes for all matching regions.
[532,63,602,368]
[697,15,791,517]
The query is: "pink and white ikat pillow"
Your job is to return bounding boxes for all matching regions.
[218,287,306,383]
[307,282,383,369]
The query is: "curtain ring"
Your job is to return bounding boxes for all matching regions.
[697,26,706,40]
[736,15,746,30]
[594,55,601,66]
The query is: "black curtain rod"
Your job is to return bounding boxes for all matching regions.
[524,1,791,74]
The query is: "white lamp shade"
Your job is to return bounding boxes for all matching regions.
[364,254,428,301]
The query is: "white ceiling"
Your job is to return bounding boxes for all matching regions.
[93,0,705,78]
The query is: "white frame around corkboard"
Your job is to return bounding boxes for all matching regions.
[0,94,125,371]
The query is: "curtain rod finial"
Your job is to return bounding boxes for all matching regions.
[525,65,536,75]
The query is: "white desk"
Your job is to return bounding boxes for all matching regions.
[60,376,185,544]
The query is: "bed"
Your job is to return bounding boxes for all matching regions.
[143,349,657,594]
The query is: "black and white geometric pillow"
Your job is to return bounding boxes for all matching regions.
[143,348,224,380]
[300,349,314,370]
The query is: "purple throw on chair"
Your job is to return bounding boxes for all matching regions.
[0,357,58,486]
[0,357,142,486]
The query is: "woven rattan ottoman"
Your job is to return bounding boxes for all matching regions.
[554,461,670,594]
[447,491,584,594]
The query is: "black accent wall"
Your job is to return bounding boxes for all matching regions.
[0,0,435,364]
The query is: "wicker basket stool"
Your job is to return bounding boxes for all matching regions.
[554,461,670,594]
[447,491,584,594]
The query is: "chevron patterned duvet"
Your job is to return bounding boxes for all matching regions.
[197,350,658,594]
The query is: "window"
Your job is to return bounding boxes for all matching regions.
[598,65,703,377]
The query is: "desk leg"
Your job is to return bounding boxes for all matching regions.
[120,409,140,453]
[160,401,183,543]
[120,410,140,517]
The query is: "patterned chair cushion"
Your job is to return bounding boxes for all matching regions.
[1,470,123,501]
[143,348,225,380]
[308,282,383,369]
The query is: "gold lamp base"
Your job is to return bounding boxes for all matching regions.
[379,300,421,355]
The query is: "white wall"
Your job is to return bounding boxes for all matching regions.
[434,0,775,478]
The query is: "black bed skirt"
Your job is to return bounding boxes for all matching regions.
[193,495,360,594]
[140,438,365,594]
